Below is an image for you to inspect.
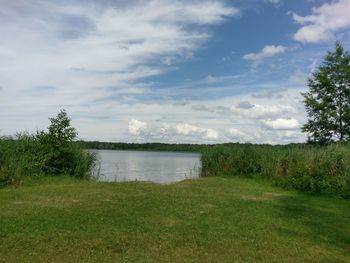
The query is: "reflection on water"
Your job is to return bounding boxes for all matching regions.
[94,150,201,183]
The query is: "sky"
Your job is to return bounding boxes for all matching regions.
[1,0,350,144]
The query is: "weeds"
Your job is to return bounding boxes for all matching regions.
[201,143,350,198]
[0,110,96,186]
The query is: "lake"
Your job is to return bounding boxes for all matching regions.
[94,150,201,183]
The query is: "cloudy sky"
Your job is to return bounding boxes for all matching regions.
[1,0,350,144]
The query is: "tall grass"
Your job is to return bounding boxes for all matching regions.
[0,133,96,186]
[201,143,350,198]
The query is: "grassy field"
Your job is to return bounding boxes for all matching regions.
[1,176,350,263]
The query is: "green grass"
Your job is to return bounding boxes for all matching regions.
[1,176,350,262]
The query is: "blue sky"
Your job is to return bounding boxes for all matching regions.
[1,0,350,144]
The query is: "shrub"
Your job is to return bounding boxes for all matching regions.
[0,110,96,186]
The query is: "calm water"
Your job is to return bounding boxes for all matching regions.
[94,150,201,183]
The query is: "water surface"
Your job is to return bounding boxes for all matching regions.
[95,150,201,183]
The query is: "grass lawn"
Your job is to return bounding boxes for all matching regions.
[1,176,350,263]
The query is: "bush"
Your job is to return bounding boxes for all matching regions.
[0,110,96,186]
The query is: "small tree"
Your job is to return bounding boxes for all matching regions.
[302,42,350,143]
[38,110,78,174]
[47,109,78,145]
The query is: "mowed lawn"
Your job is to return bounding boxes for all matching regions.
[1,176,350,263]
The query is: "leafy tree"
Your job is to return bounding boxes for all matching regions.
[37,110,78,174]
[302,42,350,143]
[47,109,78,144]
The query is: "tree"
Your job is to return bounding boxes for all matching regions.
[37,110,78,174]
[302,42,350,143]
[47,109,78,145]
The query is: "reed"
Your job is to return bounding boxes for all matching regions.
[201,143,350,198]
[0,133,96,186]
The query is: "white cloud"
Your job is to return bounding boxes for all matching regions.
[192,104,212,111]
[161,56,177,66]
[289,70,309,84]
[251,89,286,99]
[227,128,251,141]
[262,118,300,130]
[175,123,218,140]
[176,123,201,135]
[205,129,219,139]
[128,119,147,135]
[236,101,254,109]
[124,120,220,143]
[231,103,296,119]
[89,88,305,144]
[0,1,311,145]
[0,0,237,137]
[229,128,243,136]
[292,0,350,43]
[243,45,287,66]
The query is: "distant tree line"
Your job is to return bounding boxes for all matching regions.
[77,141,308,152]
[77,141,212,152]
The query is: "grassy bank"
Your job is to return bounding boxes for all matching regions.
[201,143,350,198]
[1,176,350,262]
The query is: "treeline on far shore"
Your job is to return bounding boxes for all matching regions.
[78,140,307,152]
[77,141,214,152]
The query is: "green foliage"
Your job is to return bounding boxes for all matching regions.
[47,109,78,142]
[37,110,80,174]
[201,143,350,198]
[78,141,208,152]
[302,42,350,143]
[0,133,47,186]
[0,110,96,186]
